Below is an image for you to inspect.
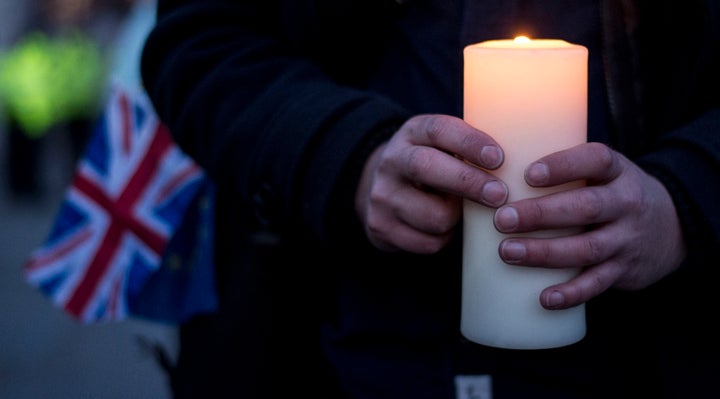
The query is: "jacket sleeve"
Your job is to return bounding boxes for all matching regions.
[141,0,410,242]
[634,1,720,270]
[638,109,720,267]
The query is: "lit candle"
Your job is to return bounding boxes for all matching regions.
[461,37,588,349]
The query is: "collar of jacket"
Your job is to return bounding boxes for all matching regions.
[601,0,720,156]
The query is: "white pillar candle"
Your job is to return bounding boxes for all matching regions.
[461,37,588,349]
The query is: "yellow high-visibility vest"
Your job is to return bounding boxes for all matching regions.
[0,30,106,138]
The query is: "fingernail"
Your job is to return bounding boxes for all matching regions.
[481,180,507,207]
[545,290,565,308]
[500,240,525,263]
[481,145,503,169]
[494,206,518,231]
[526,162,549,185]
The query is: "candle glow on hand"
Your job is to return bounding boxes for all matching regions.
[514,35,531,43]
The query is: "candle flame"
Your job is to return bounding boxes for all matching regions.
[514,36,531,43]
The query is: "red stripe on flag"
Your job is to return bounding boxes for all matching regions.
[120,123,174,211]
[156,162,200,205]
[64,123,173,318]
[24,228,94,273]
[67,219,125,318]
[120,92,132,155]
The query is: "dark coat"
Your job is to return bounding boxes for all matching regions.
[142,1,720,397]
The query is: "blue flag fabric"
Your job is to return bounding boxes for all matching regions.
[23,84,218,323]
[128,180,218,323]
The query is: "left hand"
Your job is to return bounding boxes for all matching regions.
[493,142,687,310]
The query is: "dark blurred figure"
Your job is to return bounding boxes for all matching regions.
[0,0,132,197]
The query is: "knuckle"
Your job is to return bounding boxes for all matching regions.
[580,266,614,300]
[607,176,644,214]
[624,186,646,213]
[456,167,484,196]
[589,272,609,297]
[402,115,425,132]
[460,129,483,150]
[529,199,548,222]
[422,115,452,143]
[574,190,603,221]
[582,236,605,264]
[456,166,475,183]
[538,241,553,263]
[364,211,386,236]
[588,142,616,170]
[367,185,391,207]
[425,206,455,234]
[404,146,434,181]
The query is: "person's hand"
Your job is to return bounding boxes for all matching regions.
[355,114,509,253]
[493,142,687,310]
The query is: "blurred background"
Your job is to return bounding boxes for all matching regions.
[0,0,177,397]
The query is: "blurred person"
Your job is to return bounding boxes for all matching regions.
[0,0,132,196]
[141,1,720,398]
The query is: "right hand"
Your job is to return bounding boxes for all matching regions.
[355,114,509,253]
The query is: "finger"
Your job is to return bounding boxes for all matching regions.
[363,182,459,252]
[539,261,624,309]
[389,185,462,236]
[525,142,624,187]
[403,115,504,170]
[498,229,617,268]
[396,146,508,207]
[494,186,621,233]
[368,219,454,254]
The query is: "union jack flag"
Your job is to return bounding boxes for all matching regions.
[23,85,209,323]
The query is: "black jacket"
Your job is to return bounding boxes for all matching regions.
[142,1,720,398]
